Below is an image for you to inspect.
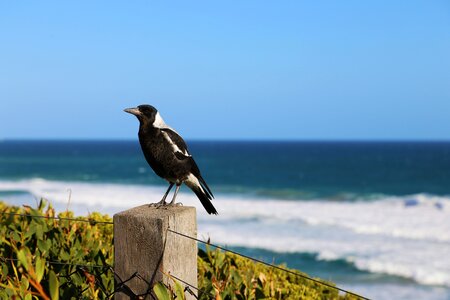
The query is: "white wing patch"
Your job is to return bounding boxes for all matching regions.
[153,112,191,158]
[161,130,191,157]
[185,173,205,193]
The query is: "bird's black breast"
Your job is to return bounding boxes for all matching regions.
[138,127,194,183]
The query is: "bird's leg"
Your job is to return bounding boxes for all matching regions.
[167,184,182,206]
[150,183,174,207]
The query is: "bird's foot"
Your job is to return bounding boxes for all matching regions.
[149,200,167,208]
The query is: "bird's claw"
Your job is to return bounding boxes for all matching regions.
[149,201,167,208]
[148,200,182,209]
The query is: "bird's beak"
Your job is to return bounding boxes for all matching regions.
[124,107,141,116]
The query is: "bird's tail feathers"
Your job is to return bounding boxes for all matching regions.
[198,176,214,199]
[185,174,217,215]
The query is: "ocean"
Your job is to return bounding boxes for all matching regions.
[1,140,449,300]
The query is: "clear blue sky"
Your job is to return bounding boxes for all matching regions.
[1,1,449,140]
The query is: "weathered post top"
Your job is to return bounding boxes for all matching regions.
[114,205,197,300]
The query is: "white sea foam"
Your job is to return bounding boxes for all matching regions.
[1,178,450,288]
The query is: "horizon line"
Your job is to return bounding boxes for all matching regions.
[2,138,450,143]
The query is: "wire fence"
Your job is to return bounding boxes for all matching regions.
[167,228,369,300]
[0,210,369,300]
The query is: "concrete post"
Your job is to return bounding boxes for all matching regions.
[114,206,197,300]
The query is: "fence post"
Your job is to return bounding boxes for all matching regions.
[113,205,197,300]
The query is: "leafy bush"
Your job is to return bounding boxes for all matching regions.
[198,247,361,300]
[0,200,113,299]
[0,201,361,299]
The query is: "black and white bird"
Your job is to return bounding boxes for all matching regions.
[124,104,218,215]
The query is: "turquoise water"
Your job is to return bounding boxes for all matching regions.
[1,140,450,300]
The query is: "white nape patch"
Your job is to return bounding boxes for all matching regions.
[153,112,182,135]
[153,112,170,129]
[185,173,204,192]
[161,130,191,157]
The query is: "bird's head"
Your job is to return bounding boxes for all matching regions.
[124,104,158,125]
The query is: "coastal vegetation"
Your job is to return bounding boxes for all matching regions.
[0,200,360,299]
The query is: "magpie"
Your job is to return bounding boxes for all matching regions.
[124,104,218,215]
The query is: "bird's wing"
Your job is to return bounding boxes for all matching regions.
[160,128,192,158]
[161,127,214,199]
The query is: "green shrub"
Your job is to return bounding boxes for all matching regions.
[0,200,113,299]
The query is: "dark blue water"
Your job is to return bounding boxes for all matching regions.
[1,140,450,199]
